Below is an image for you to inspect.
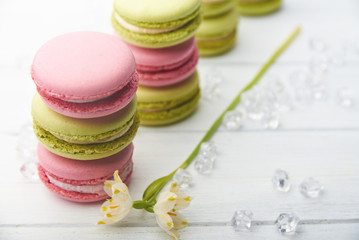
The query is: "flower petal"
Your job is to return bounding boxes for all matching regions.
[174,193,192,211]
[172,213,188,229]
[154,191,177,214]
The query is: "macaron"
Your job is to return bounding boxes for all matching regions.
[236,0,282,16]
[137,71,200,126]
[195,9,238,56]
[202,0,235,18]
[111,0,202,48]
[37,143,134,202]
[32,93,140,160]
[31,31,139,119]
[126,37,199,87]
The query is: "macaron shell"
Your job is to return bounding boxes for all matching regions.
[38,143,134,181]
[128,38,199,86]
[32,93,137,139]
[196,9,238,38]
[197,30,237,57]
[137,71,200,103]
[111,11,202,48]
[32,32,136,101]
[33,112,140,160]
[114,0,201,23]
[236,0,281,16]
[202,0,235,17]
[38,71,139,118]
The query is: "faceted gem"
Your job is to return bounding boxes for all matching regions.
[337,88,354,107]
[231,210,253,231]
[272,169,291,192]
[222,110,242,130]
[275,212,300,233]
[200,140,217,158]
[300,177,323,198]
[173,168,192,188]
[194,154,214,174]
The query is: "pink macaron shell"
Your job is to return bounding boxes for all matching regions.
[125,37,199,87]
[38,143,134,181]
[37,143,134,202]
[138,47,198,87]
[38,72,139,118]
[32,32,136,101]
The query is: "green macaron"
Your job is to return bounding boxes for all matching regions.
[32,93,140,160]
[236,0,282,16]
[196,9,238,57]
[202,0,235,18]
[111,0,202,48]
[137,71,200,126]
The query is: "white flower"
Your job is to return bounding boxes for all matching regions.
[97,170,133,225]
[154,182,192,239]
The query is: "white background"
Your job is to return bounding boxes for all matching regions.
[0,0,359,239]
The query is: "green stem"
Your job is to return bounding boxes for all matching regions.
[137,26,301,208]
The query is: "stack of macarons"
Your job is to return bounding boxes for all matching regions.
[111,0,202,126]
[236,0,282,16]
[196,0,238,57]
[31,31,140,202]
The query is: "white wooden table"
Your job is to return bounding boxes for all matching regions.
[1,0,359,239]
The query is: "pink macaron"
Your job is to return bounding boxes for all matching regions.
[126,37,199,87]
[37,143,134,202]
[31,31,139,118]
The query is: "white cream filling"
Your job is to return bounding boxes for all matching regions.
[46,163,133,195]
[46,174,106,195]
[114,13,185,34]
[52,119,134,144]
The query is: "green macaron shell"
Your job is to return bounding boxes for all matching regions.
[31,93,137,143]
[197,30,236,56]
[236,0,281,16]
[114,0,201,23]
[137,71,200,125]
[139,91,200,126]
[202,0,235,18]
[114,6,201,29]
[196,9,238,56]
[111,12,202,48]
[33,112,140,160]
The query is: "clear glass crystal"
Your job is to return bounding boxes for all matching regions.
[173,168,192,188]
[17,121,38,163]
[200,140,217,157]
[289,70,311,87]
[231,210,253,231]
[337,88,354,107]
[202,68,223,100]
[276,92,292,112]
[194,154,215,174]
[309,38,326,52]
[311,83,327,101]
[247,102,265,121]
[262,113,280,130]
[264,75,284,94]
[272,169,291,192]
[223,110,242,130]
[20,161,39,181]
[309,56,329,74]
[300,177,323,198]
[275,212,300,233]
[294,87,313,104]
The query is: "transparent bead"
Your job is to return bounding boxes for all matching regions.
[272,169,291,192]
[309,56,329,74]
[289,70,311,87]
[173,168,192,188]
[264,75,285,94]
[311,83,327,101]
[222,110,242,130]
[247,102,265,121]
[300,177,323,198]
[194,154,215,174]
[17,121,38,163]
[275,212,300,233]
[337,88,354,107]
[202,82,221,100]
[202,68,223,100]
[231,210,253,231]
[20,161,39,181]
[262,113,280,130]
[309,38,326,52]
[200,140,217,158]
[295,87,313,104]
[276,92,292,112]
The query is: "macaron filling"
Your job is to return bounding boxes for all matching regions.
[114,13,187,34]
[43,161,133,195]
